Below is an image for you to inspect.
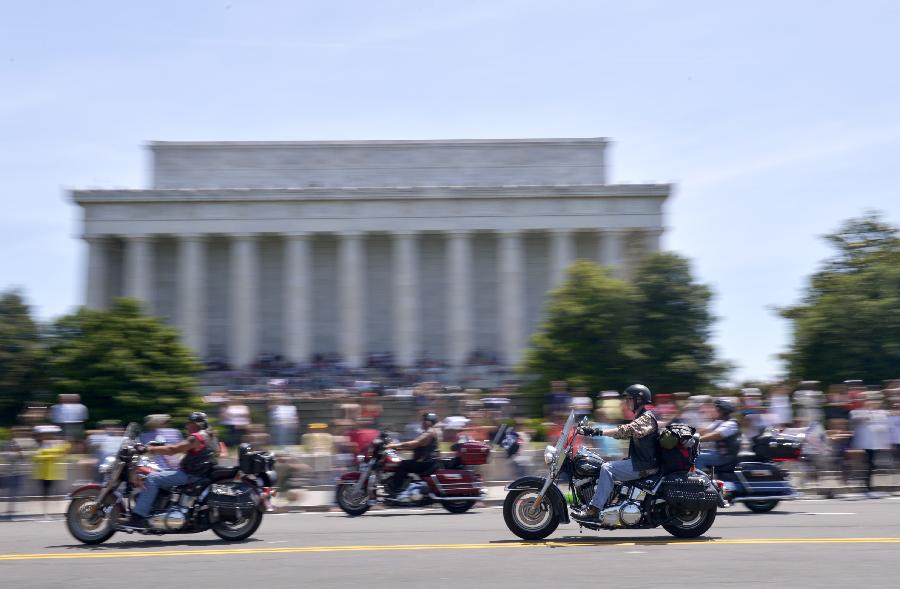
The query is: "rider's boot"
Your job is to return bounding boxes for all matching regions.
[570,505,600,521]
[123,513,150,529]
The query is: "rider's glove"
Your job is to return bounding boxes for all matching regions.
[134,443,148,454]
[578,426,601,436]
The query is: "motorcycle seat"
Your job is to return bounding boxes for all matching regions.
[712,462,738,473]
[208,466,240,482]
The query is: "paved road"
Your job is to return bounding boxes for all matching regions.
[1,499,899,589]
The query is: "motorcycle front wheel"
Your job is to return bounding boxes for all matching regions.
[662,505,717,538]
[212,510,263,541]
[503,489,560,540]
[66,493,120,545]
[336,483,371,516]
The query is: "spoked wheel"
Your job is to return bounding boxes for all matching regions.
[66,494,120,545]
[745,500,779,513]
[441,500,476,514]
[503,489,560,540]
[212,509,263,541]
[336,483,371,516]
[662,505,717,538]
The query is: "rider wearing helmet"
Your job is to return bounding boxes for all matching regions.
[385,412,441,498]
[571,384,660,522]
[127,411,218,528]
[695,398,741,471]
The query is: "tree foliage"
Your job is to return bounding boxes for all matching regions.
[0,290,46,424]
[47,298,203,425]
[520,255,724,412]
[780,212,900,386]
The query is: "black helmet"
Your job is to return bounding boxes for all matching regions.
[187,411,209,429]
[623,384,652,406]
[422,412,438,426]
[714,398,735,417]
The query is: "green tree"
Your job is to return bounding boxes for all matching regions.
[47,298,203,425]
[0,290,46,424]
[520,260,638,411]
[780,212,900,386]
[631,252,727,394]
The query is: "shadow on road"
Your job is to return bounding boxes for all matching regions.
[490,535,722,546]
[718,511,790,516]
[326,511,478,518]
[45,537,264,551]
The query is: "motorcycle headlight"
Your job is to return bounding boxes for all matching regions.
[543,445,558,466]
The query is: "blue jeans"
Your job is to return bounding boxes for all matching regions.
[695,450,733,472]
[133,470,198,517]
[590,459,641,509]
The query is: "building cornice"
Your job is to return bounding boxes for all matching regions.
[72,183,670,204]
[147,138,610,149]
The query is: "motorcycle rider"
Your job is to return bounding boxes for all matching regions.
[127,411,218,528]
[571,384,659,521]
[695,398,741,471]
[385,412,440,498]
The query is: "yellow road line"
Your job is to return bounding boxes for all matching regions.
[1,538,898,561]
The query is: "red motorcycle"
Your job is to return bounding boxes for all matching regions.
[335,431,490,515]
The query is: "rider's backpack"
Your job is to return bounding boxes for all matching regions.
[657,422,699,474]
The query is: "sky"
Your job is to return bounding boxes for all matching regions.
[1,1,899,383]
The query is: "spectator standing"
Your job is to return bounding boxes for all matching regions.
[221,397,251,448]
[140,415,182,470]
[32,425,69,518]
[50,394,88,443]
[269,397,299,448]
[1,428,35,518]
[849,392,891,496]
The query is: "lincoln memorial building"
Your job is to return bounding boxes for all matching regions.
[73,138,670,369]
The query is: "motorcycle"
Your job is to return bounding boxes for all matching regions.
[335,430,489,516]
[703,429,802,512]
[65,423,277,544]
[503,411,726,540]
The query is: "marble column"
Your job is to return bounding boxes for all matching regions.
[85,236,109,310]
[124,235,154,310]
[392,231,419,367]
[447,231,473,366]
[643,228,663,254]
[177,234,206,356]
[598,229,626,277]
[284,232,312,364]
[498,230,524,366]
[338,231,365,367]
[229,234,258,368]
[549,229,576,287]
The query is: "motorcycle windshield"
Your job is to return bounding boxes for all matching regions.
[553,411,576,472]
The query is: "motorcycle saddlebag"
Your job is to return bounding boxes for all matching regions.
[752,433,802,461]
[457,441,491,466]
[735,462,794,496]
[660,472,718,511]
[206,482,258,522]
[432,469,482,496]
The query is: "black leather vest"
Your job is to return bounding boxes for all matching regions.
[715,419,741,458]
[412,427,439,462]
[628,410,659,471]
[180,430,218,475]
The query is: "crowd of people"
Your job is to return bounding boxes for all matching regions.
[2,379,899,516]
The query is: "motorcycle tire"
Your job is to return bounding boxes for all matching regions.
[336,483,371,517]
[212,510,263,541]
[441,500,476,514]
[745,500,780,513]
[503,489,560,541]
[65,493,120,545]
[662,505,717,538]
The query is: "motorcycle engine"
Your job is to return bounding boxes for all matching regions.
[405,481,429,502]
[599,501,643,527]
[149,507,188,531]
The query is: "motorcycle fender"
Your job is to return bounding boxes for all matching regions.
[506,476,570,524]
[338,471,361,483]
[67,483,104,498]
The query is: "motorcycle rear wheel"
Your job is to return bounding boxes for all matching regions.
[336,483,371,516]
[662,505,717,538]
[503,489,560,540]
[66,494,120,545]
[212,510,263,541]
[441,500,476,514]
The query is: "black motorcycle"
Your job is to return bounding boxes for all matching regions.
[503,412,727,540]
[66,423,277,544]
[702,429,801,512]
